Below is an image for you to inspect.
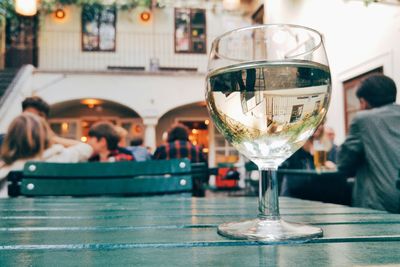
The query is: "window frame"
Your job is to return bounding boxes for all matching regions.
[81,5,117,52]
[174,8,207,54]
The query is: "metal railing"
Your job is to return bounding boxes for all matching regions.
[0,65,35,131]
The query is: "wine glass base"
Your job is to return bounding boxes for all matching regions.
[217,218,323,243]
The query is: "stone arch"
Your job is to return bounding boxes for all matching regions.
[48,98,143,143]
[156,101,209,146]
[49,98,141,119]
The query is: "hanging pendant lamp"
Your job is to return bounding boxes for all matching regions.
[15,0,38,16]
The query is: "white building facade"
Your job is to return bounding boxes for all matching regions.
[0,1,258,168]
[3,0,399,167]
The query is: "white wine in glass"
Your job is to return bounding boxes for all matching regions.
[206,24,331,242]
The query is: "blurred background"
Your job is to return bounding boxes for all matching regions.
[0,0,399,187]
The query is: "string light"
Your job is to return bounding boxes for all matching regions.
[54,8,66,19]
[140,11,151,22]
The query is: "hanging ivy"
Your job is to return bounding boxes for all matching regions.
[363,0,378,5]
[42,0,152,13]
[0,0,152,20]
[0,0,19,28]
[362,0,400,5]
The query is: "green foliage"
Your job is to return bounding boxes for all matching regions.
[363,0,377,5]
[0,0,152,19]
[362,0,400,5]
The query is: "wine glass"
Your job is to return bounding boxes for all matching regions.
[205,24,331,242]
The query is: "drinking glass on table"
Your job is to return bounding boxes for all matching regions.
[205,24,331,242]
[313,139,328,171]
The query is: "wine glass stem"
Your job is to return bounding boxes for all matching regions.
[258,168,280,220]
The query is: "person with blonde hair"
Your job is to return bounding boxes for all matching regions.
[114,125,138,160]
[0,96,51,147]
[114,126,128,147]
[0,113,93,197]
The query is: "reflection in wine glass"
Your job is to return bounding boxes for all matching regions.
[206,24,331,242]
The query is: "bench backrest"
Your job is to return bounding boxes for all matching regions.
[8,159,192,197]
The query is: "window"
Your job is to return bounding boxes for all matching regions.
[342,67,383,133]
[174,8,206,54]
[82,5,116,52]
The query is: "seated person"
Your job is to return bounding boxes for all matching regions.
[280,138,314,198]
[0,113,93,197]
[324,126,338,163]
[280,123,336,198]
[153,124,206,163]
[21,96,50,119]
[154,124,207,197]
[338,74,400,212]
[126,137,152,162]
[87,121,134,162]
[0,96,50,148]
[114,126,138,158]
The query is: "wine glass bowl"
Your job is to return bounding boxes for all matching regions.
[206,24,331,242]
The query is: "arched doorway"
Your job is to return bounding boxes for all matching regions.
[157,101,210,157]
[48,99,143,144]
[157,102,242,188]
[156,102,240,167]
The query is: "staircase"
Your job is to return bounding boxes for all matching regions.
[0,69,17,102]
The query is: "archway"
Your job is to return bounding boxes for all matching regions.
[156,102,209,145]
[48,99,143,144]
[156,101,215,164]
[156,101,241,168]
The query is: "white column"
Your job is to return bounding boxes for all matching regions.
[142,117,158,153]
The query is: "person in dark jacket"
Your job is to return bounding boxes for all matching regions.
[338,74,400,213]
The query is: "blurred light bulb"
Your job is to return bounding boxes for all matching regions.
[223,0,240,11]
[15,0,37,16]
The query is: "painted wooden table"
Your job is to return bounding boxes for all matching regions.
[1,196,400,266]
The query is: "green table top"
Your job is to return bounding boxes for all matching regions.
[1,196,400,266]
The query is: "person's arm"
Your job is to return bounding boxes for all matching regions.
[52,136,82,148]
[337,116,365,177]
[46,143,94,163]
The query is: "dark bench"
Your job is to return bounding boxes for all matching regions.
[7,159,194,197]
[397,170,400,190]
[244,161,352,205]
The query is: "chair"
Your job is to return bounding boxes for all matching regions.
[190,162,218,197]
[7,159,192,197]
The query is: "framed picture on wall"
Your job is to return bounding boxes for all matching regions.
[82,5,116,52]
[342,67,383,133]
[174,8,206,54]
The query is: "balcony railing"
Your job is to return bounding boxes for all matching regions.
[39,31,214,73]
